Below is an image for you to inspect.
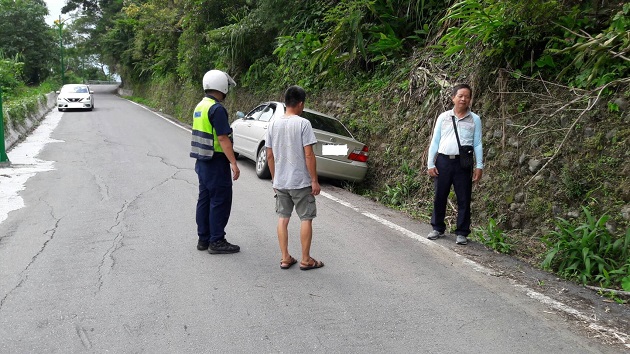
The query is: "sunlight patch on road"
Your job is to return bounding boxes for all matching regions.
[0,110,64,224]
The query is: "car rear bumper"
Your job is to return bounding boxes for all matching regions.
[316,156,367,182]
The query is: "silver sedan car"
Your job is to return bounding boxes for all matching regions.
[56,84,94,111]
[231,101,368,182]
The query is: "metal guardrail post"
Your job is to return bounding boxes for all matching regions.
[0,87,11,167]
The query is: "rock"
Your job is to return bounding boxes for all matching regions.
[605,221,616,234]
[621,205,630,221]
[528,159,542,173]
[605,129,617,141]
[508,137,519,148]
[493,129,502,139]
[583,126,595,138]
[613,97,628,111]
[519,153,527,165]
[500,152,515,167]
[552,204,563,217]
[567,211,580,219]
[510,217,522,229]
[486,147,497,160]
[514,192,525,203]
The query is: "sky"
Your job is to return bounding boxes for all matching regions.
[44,0,68,25]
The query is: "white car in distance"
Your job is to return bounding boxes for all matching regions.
[56,84,94,111]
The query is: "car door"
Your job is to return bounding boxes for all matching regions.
[232,104,266,159]
[247,103,276,156]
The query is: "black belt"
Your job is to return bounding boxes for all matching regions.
[438,153,459,159]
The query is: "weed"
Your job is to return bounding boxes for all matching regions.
[607,102,620,113]
[598,289,628,305]
[473,217,513,254]
[542,207,630,290]
[381,160,420,207]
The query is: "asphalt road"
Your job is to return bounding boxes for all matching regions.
[0,86,623,353]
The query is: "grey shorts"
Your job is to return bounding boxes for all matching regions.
[275,187,317,220]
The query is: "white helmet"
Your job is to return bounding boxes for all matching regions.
[202,70,236,94]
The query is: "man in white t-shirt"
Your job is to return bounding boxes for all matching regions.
[265,86,324,271]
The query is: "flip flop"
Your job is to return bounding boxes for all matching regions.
[280,256,297,269]
[299,257,324,270]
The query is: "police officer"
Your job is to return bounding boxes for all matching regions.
[191,69,240,254]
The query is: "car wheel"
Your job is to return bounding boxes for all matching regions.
[58,108,63,112]
[256,146,271,179]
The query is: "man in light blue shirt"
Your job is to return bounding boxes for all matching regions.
[426,84,483,245]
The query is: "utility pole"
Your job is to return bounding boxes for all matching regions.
[54,16,65,85]
[0,87,11,167]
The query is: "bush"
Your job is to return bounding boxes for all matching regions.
[0,56,25,93]
[542,207,630,290]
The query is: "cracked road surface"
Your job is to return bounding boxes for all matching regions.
[0,87,626,352]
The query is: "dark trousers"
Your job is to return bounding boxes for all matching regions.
[431,154,473,236]
[195,161,233,243]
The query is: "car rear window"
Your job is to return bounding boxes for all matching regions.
[301,111,352,138]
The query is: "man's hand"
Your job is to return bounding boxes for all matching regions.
[311,181,321,196]
[427,167,439,177]
[231,162,240,181]
[473,168,483,183]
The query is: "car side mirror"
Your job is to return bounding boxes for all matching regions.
[236,111,245,120]
[90,91,94,94]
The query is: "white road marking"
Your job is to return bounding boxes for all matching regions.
[125,100,192,132]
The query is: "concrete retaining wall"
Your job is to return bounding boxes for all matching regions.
[117,88,133,97]
[3,92,56,151]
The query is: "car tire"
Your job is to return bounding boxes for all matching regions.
[58,108,64,112]
[255,146,271,179]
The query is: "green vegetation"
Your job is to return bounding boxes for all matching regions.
[542,208,630,291]
[473,217,513,254]
[0,0,55,84]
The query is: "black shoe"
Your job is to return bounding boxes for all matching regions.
[197,241,209,251]
[208,239,240,254]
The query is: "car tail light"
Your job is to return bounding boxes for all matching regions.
[349,145,368,162]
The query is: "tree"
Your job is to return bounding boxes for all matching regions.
[0,0,56,84]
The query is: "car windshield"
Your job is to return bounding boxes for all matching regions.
[61,86,89,93]
[301,111,352,138]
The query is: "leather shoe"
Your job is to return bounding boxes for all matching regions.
[208,239,240,254]
[197,241,209,251]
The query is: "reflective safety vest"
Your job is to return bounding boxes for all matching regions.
[190,97,223,160]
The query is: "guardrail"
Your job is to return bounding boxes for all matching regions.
[86,80,121,85]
